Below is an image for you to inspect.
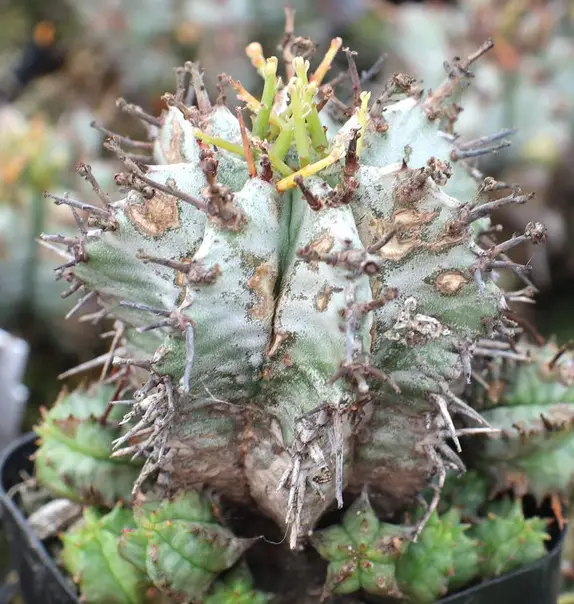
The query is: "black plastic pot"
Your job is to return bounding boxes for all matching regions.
[0,432,77,604]
[0,433,567,604]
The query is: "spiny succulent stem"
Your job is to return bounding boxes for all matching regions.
[548,341,574,369]
[437,443,466,475]
[136,252,188,273]
[441,384,489,427]
[65,290,97,320]
[423,38,494,117]
[183,324,195,393]
[137,319,172,333]
[294,176,322,210]
[61,281,83,298]
[297,243,381,276]
[116,98,160,127]
[411,448,445,542]
[259,154,273,182]
[276,145,344,191]
[500,222,547,255]
[36,239,72,261]
[465,191,534,223]
[456,426,501,437]
[90,121,153,149]
[457,128,517,151]
[451,140,511,161]
[111,399,135,406]
[40,234,79,247]
[343,47,362,107]
[77,163,112,206]
[487,259,532,273]
[44,192,111,219]
[187,62,211,113]
[429,394,461,452]
[55,258,80,272]
[253,58,278,140]
[472,347,529,361]
[310,37,343,85]
[476,338,512,350]
[119,301,171,317]
[78,308,108,324]
[367,228,395,255]
[100,375,129,426]
[360,53,387,84]
[129,169,211,215]
[480,234,538,291]
[101,323,125,381]
[173,66,188,103]
[236,108,257,178]
[57,350,123,380]
[112,358,153,371]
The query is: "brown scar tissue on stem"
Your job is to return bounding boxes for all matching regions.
[165,117,185,163]
[369,209,466,261]
[305,232,335,270]
[314,284,334,312]
[266,331,288,357]
[248,263,277,321]
[435,270,469,295]
[175,257,192,287]
[126,190,180,237]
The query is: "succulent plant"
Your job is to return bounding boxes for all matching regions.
[377,0,574,289]
[310,491,409,597]
[34,12,560,603]
[61,504,155,604]
[471,498,550,579]
[465,340,574,503]
[34,383,141,507]
[381,0,574,169]
[118,491,254,602]
[203,563,272,604]
[0,103,117,357]
[311,489,548,602]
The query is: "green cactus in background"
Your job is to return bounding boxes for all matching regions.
[0,103,117,355]
[471,498,550,579]
[311,489,548,602]
[118,491,254,602]
[33,12,560,603]
[377,0,574,290]
[34,383,141,507]
[465,340,574,502]
[61,504,156,604]
[203,563,273,604]
[310,491,409,597]
[381,0,574,170]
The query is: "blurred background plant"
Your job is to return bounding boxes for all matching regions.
[370,0,574,338]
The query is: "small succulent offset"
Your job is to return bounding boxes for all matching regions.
[34,11,558,604]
